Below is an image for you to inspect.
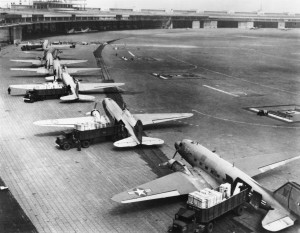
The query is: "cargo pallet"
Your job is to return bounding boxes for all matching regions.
[169,189,249,233]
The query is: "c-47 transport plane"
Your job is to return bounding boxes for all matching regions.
[10,58,100,79]
[10,72,124,101]
[34,98,193,147]
[112,139,300,232]
[20,39,75,51]
[11,49,87,67]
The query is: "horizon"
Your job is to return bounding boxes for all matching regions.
[0,0,300,13]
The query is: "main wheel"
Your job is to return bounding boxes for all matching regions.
[81,140,90,148]
[206,222,213,233]
[234,205,244,216]
[62,142,71,150]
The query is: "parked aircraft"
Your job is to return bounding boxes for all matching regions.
[11,49,86,67]
[10,58,100,79]
[20,40,75,51]
[112,139,300,232]
[10,71,124,101]
[67,28,96,34]
[33,98,193,146]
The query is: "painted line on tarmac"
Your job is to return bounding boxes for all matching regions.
[197,66,299,96]
[168,55,198,70]
[128,51,135,57]
[192,109,299,129]
[203,85,239,97]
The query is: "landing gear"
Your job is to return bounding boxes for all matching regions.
[234,205,244,216]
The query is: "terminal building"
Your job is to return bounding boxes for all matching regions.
[0,0,300,43]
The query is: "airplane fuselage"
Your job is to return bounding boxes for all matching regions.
[176,139,295,228]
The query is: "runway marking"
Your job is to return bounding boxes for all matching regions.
[192,109,300,129]
[168,56,197,70]
[203,85,239,97]
[197,66,299,95]
[128,51,135,57]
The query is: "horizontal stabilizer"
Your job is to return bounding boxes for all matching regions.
[141,136,164,146]
[60,94,95,102]
[60,94,78,101]
[114,137,139,147]
[114,136,164,147]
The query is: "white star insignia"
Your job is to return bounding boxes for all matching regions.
[128,188,151,197]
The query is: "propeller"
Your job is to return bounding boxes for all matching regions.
[172,150,178,159]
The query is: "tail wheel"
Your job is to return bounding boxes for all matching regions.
[62,143,71,150]
[234,205,244,216]
[206,222,213,233]
[81,140,90,148]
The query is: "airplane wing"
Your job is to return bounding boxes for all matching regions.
[112,171,211,203]
[10,59,42,66]
[59,60,87,65]
[34,116,95,127]
[10,67,49,74]
[232,154,300,177]
[10,84,45,90]
[66,68,101,74]
[134,113,193,126]
[262,208,296,231]
[79,82,124,91]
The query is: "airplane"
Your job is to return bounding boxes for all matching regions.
[111,139,300,232]
[67,28,97,34]
[33,98,193,147]
[10,58,100,80]
[10,48,86,67]
[20,39,75,51]
[10,70,124,101]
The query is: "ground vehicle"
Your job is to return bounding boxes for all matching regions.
[56,124,127,150]
[168,189,249,233]
[23,87,69,103]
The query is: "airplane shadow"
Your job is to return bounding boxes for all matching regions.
[108,195,186,216]
[34,131,66,137]
[11,75,43,78]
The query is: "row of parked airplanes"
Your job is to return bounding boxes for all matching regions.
[9,39,300,232]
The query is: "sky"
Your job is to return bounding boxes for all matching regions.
[85,0,300,13]
[0,0,299,13]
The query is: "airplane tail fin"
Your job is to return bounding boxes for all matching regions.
[42,40,49,50]
[273,182,300,217]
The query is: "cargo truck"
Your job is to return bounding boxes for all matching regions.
[23,86,69,103]
[168,185,249,233]
[56,123,127,150]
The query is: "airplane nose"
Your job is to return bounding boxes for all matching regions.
[175,141,182,150]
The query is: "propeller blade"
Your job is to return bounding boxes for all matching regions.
[172,150,178,159]
[94,102,97,109]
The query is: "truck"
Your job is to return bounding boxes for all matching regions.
[23,86,69,103]
[168,187,249,233]
[55,123,127,150]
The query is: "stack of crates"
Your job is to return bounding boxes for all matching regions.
[187,183,231,209]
